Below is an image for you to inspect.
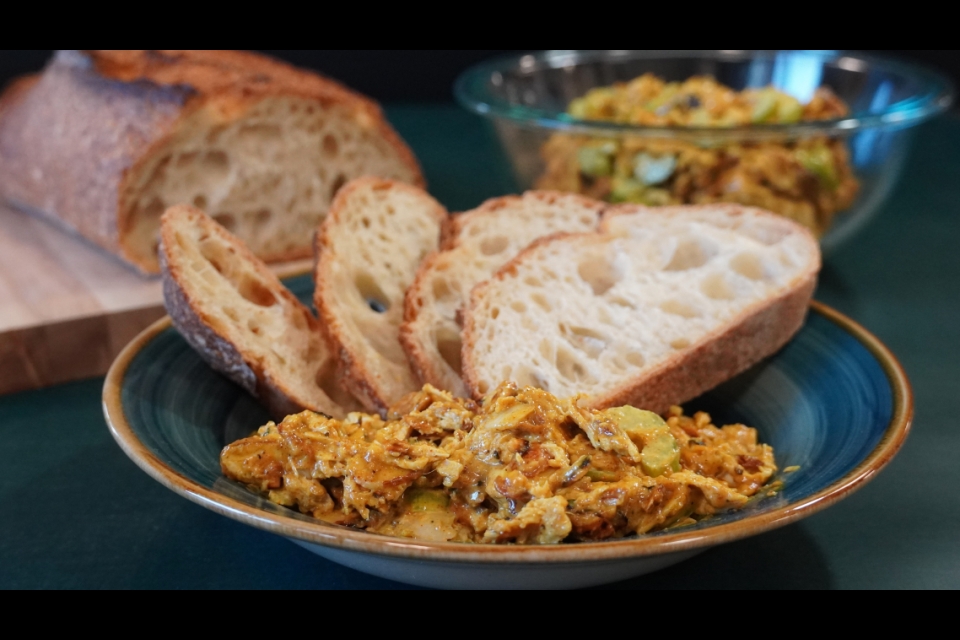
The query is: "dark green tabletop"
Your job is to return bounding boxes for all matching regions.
[2,106,958,589]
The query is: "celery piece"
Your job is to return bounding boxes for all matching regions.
[604,406,668,434]
[586,469,619,482]
[641,432,682,477]
[578,146,614,177]
[633,153,677,186]
[751,91,778,123]
[404,488,450,512]
[609,176,647,203]
[795,145,840,190]
[778,96,804,123]
[604,406,680,477]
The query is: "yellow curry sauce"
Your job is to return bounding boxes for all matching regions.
[221,383,777,544]
[537,74,859,237]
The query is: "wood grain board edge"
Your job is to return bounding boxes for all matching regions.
[0,305,167,395]
[0,198,315,395]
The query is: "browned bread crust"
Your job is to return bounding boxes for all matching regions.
[0,74,39,115]
[441,191,604,250]
[0,50,423,274]
[462,204,820,414]
[160,203,358,419]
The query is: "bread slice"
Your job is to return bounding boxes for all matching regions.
[314,178,448,414]
[462,204,820,414]
[160,204,360,419]
[0,50,422,274]
[400,191,604,397]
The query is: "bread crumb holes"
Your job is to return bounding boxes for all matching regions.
[664,238,717,271]
[238,274,277,307]
[660,299,701,318]
[434,327,463,374]
[480,235,509,256]
[701,272,736,300]
[578,251,623,296]
[625,352,645,367]
[730,252,766,281]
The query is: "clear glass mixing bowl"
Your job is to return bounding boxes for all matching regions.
[455,50,953,250]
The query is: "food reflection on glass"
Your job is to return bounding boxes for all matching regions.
[221,382,779,544]
[536,74,860,237]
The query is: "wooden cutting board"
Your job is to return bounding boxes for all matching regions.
[0,202,311,395]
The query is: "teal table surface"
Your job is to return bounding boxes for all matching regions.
[2,106,959,590]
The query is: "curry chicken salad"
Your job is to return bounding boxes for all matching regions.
[537,74,859,237]
[221,382,778,544]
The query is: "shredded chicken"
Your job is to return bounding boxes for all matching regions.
[221,382,778,544]
[536,73,859,237]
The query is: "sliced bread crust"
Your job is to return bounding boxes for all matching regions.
[314,177,448,414]
[400,191,603,396]
[0,50,423,274]
[462,204,820,414]
[160,204,359,419]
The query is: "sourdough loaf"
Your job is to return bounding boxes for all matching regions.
[462,204,820,414]
[314,178,448,414]
[400,191,604,397]
[160,204,360,419]
[0,50,422,274]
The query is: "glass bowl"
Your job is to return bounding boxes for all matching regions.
[455,50,953,250]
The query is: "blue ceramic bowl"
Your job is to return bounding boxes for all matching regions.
[103,275,912,589]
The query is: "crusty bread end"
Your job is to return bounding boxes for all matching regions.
[0,51,423,275]
[160,204,360,419]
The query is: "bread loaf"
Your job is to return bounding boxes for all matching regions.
[159,204,361,419]
[462,204,820,414]
[0,50,422,274]
[314,178,447,414]
[400,191,603,397]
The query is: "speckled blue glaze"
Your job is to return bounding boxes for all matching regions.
[121,274,893,530]
[114,274,902,584]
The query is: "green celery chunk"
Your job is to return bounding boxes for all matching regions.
[751,91,778,123]
[604,406,668,434]
[641,432,682,477]
[578,146,614,177]
[795,145,840,190]
[604,406,680,477]
[777,96,804,123]
[404,488,450,512]
[609,176,646,203]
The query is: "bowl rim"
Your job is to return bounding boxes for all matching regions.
[454,49,954,139]
[103,300,913,564]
